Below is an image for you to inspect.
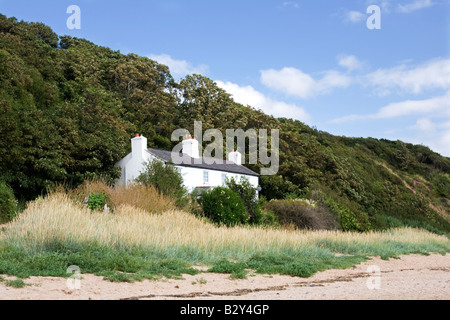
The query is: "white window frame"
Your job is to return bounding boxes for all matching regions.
[203,170,209,184]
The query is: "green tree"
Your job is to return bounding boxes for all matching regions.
[0,181,17,223]
[259,175,302,200]
[197,187,248,226]
[137,159,187,207]
[225,176,261,224]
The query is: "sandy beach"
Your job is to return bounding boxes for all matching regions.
[0,253,448,300]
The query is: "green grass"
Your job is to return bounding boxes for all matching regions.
[0,237,448,283]
[207,249,368,279]
[0,193,448,283]
[0,275,30,289]
[209,259,249,279]
[0,243,201,282]
[5,278,29,288]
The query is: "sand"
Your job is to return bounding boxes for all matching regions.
[0,253,448,300]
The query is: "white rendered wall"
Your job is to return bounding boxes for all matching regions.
[176,166,258,193]
[116,152,154,186]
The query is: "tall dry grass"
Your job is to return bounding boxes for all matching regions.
[3,192,449,259]
[68,180,175,214]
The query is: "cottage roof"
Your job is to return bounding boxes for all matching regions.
[147,149,259,177]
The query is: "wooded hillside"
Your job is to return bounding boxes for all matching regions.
[1,14,449,234]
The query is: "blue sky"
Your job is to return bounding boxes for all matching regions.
[1,0,450,156]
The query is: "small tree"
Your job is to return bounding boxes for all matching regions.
[137,159,187,207]
[226,177,261,224]
[197,186,248,226]
[0,181,17,223]
[259,175,302,201]
[86,192,109,212]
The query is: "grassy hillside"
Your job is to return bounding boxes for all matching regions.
[0,14,449,234]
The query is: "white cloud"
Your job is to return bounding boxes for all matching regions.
[340,1,438,25]
[260,67,352,99]
[147,53,209,79]
[282,1,300,9]
[317,71,353,92]
[215,80,311,122]
[376,91,450,118]
[407,123,450,157]
[331,91,450,156]
[329,56,450,157]
[365,58,450,95]
[397,0,434,13]
[411,117,450,132]
[338,54,364,71]
[332,90,450,123]
[344,10,365,23]
[260,55,360,100]
[376,1,392,13]
[260,67,316,99]
[413,118,435,132]
[437,132,450,156]
[367,0,437,13]
[424,130,450,157]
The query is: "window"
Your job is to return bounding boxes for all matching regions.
[222,173,227,185]
[203,171,209,184]
[194,186,211,194]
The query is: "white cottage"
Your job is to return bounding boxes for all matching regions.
[115,134,259,192]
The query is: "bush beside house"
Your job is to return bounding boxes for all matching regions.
[0,181,17,223]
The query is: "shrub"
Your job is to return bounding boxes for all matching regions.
[0,181,17,223]
[329,202,360,231]
[225,177,261,224]
[137,159,187,208]
[310,189,370,232]
[321,198,368,232]
[197,187,248,226]
[259,209,280,227]
[371,215,404,230]
[255,195,279,227]
[87,192,109,211]
[259,175,302,201]
[264,199,340,230]
[431,174,450,198]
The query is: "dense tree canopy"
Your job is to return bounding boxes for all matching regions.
[0,14,449,233]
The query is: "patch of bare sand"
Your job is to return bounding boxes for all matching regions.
[0,253,448,300]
